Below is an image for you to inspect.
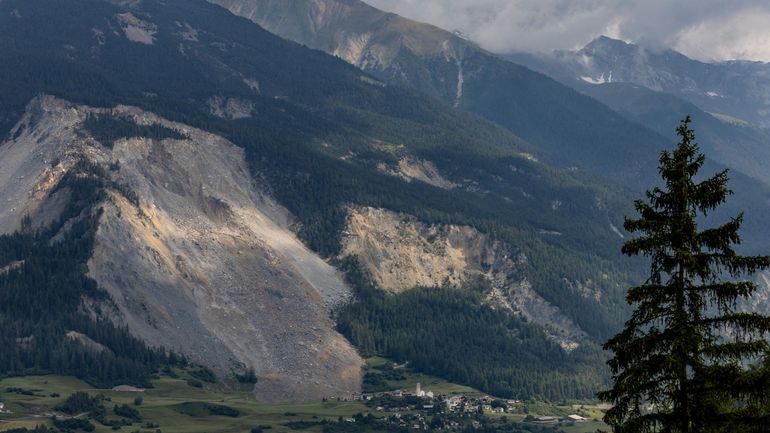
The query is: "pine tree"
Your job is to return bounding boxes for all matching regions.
[599,116,770,432]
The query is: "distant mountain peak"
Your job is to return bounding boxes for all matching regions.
[512,33,770,129]
[580,35,642,59]
[585,35,630,48]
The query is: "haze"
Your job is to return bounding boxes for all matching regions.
[365,0,770,62]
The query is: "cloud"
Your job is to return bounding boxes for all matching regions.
[364,0,770,62]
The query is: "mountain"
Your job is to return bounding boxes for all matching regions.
[517,36,770,129]
[578,82,770,187]
[0,95,363,402]
[210,0,664,185]
[211,0,770,253]
[508,36,770,186]
[0,0,652,401]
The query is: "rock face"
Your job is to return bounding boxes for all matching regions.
[0,95,363,402]
[376,156,457,190]
[210,0,475,103]
[340,206,588,350]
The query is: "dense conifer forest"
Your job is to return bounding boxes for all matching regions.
[0,0,642,345]
[0,162,170,387]
[336,259,607,401]
[0,0,650,399]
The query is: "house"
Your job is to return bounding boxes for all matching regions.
[445,396,463,411]
[533,416,559,425]
[563,414,588,422]
[493,407,506,414]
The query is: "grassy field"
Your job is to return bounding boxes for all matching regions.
[364,357,484,397]
[0,373,371,433]
[0,365,608,433]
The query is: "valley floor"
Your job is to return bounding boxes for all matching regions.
[0,362,607,433]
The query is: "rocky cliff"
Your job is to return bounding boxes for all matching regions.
[0,95,363,402]
[340,207,588,350]
[210,0,475,104]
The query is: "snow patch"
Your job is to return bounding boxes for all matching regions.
[580,75,604,85]
[580,71,613,85]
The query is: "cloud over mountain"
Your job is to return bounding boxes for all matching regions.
[365,0,770,61]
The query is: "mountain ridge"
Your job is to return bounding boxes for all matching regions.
[512,35,770,129]
[213,0,770,256]
[0,0,651,400]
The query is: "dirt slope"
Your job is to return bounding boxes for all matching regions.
[0,95,363,402]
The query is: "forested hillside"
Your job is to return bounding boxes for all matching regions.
[0,0,655,400]
[218,0,770,254]
[0,162,170,387]
[336,259,607,400]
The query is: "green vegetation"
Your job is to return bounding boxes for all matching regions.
[600,118,770,432]
[235,369,259,385]
[55,392,102,415]
[175,402,240,418]
[0,0,639,347]
[337,260,607,401]
[0,375,377,433]
[0,372,604,433]
[0,162,170,388]
[113,404,141,421]
[187,368,216,385]
[362,363,407,394]
[83,114,185,148]
[0,374,604,433]
[362,357,482,397]
[0,0,666,405]
[52,417,94,432]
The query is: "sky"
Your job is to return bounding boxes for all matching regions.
[364,0,770,62]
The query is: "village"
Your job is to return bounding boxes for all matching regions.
[0,373,602,433]
[333,383,591,430]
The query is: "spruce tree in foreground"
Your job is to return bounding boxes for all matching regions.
[599,117,770,432]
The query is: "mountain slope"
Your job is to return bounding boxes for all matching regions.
[1,95,363,401]
[508,37,770,196]
[578,82,770,187]
[209,0,669,185]
[513,36,770,129]
[210,0,770,252]
[0,0,656,400]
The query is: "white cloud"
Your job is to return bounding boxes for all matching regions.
[364,0,770,62]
